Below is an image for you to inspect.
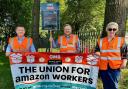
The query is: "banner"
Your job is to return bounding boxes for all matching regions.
[9,52,99,89]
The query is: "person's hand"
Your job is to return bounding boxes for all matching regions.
[6,52,10,57]
[49,37,53,42]
[120,59,127,69]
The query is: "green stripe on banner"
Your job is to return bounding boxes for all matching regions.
[16,82,96,89]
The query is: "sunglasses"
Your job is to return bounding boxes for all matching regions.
[108,28,117,31]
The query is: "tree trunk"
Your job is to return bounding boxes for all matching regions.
[102,0,127,37]
[32,0,40,51]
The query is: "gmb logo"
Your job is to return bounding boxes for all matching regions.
[26,55,35,63]
[10,53,22,63]
[75,56,83,63]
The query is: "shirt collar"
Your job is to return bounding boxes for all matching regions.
[107,36,116,42]
[64,34,72,38]
[17,36,25,41]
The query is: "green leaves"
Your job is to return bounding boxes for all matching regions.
[0,0,33,36]
[61,0,105,32]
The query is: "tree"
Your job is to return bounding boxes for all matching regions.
[0,0,33,36]
[0,0,33,51]
[102,0,127,37]
[32,0,40,50]
[61,0,105,32]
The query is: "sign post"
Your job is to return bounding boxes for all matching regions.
[41,2,60,52]
[50,30,53,52]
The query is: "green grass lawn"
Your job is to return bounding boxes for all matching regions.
[0,52,14,89]
[0,52,128,89]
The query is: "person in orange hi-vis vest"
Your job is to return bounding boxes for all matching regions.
[6,25,36,56]
[49,24,80,53]
[95,22,128,89]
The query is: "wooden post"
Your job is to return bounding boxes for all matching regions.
[50,30,53,52]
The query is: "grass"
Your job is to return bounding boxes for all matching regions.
[0,52,14,89]
[0,52,128,89]
[119,69,128,89]
[38,48,60,52]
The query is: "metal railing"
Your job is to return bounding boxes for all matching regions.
[38,30,101,53]
[75,30,101,53]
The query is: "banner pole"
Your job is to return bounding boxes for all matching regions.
[50,30,53,52]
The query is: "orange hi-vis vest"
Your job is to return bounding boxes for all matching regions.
[58,34,79,53]
[9,37,33,52]
[98,36,125,70]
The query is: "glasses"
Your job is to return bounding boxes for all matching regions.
[108,28,117,31]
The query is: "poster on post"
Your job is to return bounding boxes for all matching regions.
[41,3,60,30]
[9,52,99,89]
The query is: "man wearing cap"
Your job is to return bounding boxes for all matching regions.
[6,25,36,56]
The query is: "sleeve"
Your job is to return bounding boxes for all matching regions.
[52,39,60,48]
[30,43,36,52]
[6,44,11,52]
[76,38,81,53]
[120,37,128,59]
[121,43,128,59]
[52,36,61,48]
[29,38,36,52]
[94,43,100,52]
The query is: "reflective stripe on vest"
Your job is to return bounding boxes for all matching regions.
[101,57,121,60]
[73,35,75,46]
[100,38,103,49]
[117,37,121,48]
[60,36,67,48]
[13,49,29,52]
[27,38,30,50]
[101,49,120,53]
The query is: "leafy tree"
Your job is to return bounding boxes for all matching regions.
[61,0,105,32]
[102,0,128,37]
[0,0,33,37]
[32,0,40,50]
